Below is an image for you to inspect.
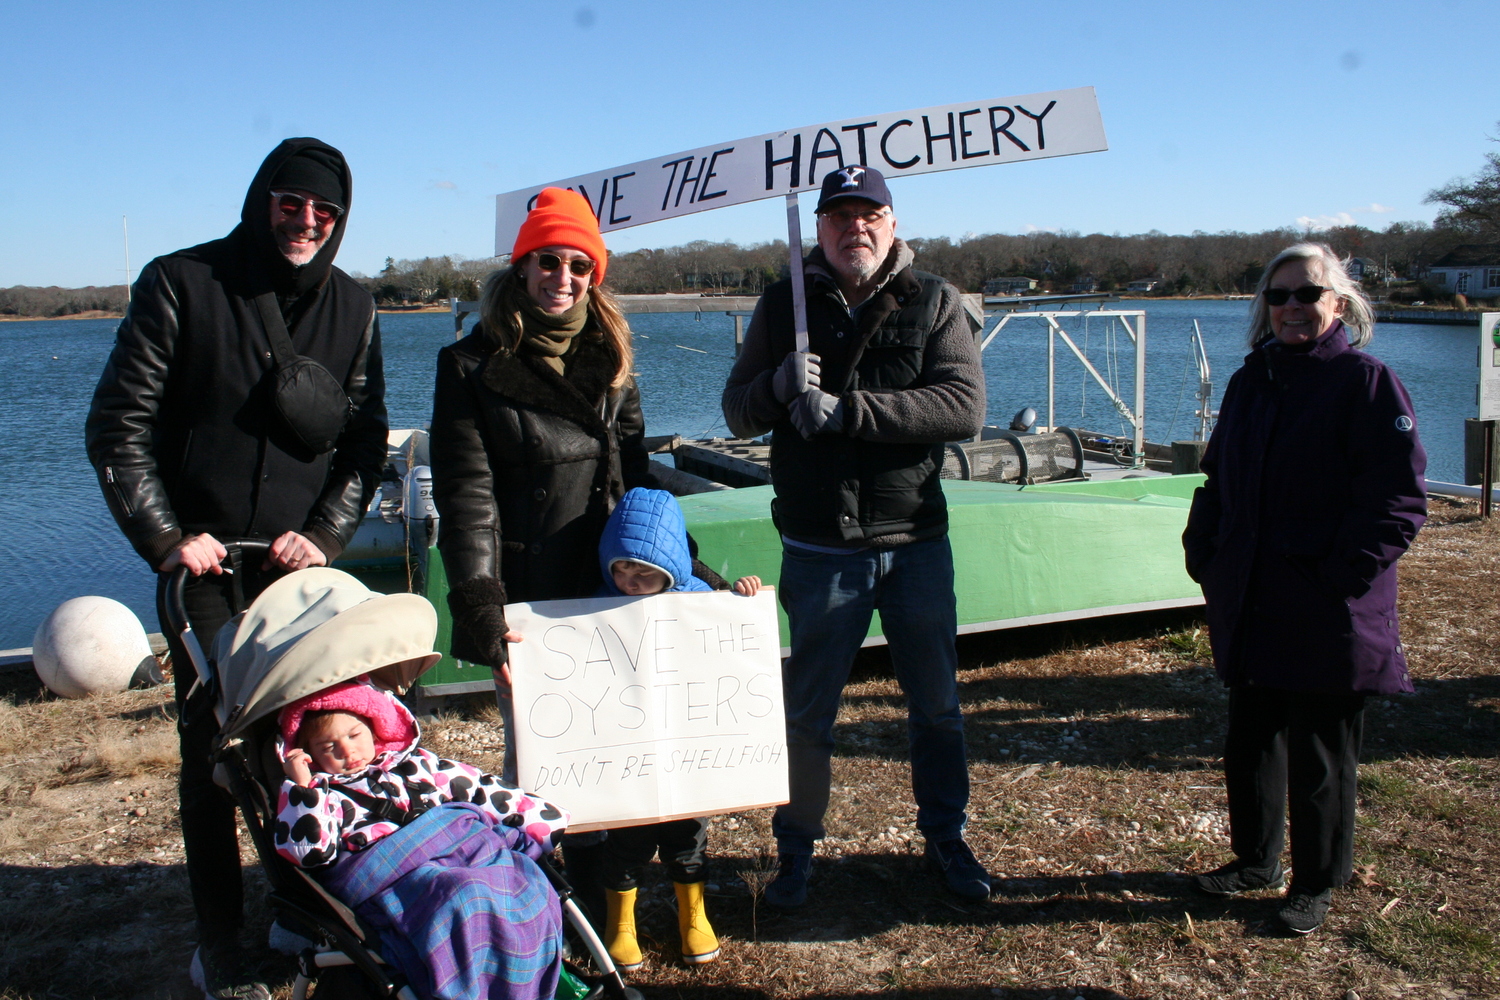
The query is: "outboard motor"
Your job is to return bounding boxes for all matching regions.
[404,465,438,548]
[1010,407,1038,433]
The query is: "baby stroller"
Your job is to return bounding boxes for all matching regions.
[164,540,640,1000]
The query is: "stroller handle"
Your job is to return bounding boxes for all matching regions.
[163,538,273,688]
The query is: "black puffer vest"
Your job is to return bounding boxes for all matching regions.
[762,264,948,545]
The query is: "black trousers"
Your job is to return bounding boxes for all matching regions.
[1224,684,1366,893]
[601,818,709,890]
[157,561,280,945]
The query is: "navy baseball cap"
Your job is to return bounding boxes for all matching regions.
[815,165,893,212]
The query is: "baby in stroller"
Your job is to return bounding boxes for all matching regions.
[274,679,570,1000]
[200,564,584,1000]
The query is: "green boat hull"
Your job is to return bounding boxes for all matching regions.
[405,475,1207,695]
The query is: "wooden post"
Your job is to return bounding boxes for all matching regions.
[1464,417,1500,485]
[1484,420,1495,520]
[1171,440,1209,476]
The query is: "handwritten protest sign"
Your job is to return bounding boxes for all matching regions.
[506,589,787,831]
[495,87,1107,251]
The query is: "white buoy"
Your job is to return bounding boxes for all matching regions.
[32,596,155,698]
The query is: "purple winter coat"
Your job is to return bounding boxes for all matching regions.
[1182,322,1426,695]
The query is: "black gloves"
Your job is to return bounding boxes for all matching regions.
[446,576,510,670]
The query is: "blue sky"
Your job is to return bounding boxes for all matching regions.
[2,0,1496,288]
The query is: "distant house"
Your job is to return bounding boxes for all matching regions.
[1346,257,1387,282]
[1070,276,1099,294]
[983,277,1038,296]
[1126,279,1158,293]
[1426,245,1500,296]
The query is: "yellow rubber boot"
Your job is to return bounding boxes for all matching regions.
[674,881,720,964]
[604,888,644,971]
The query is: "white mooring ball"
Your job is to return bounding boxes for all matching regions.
[32,596,154,698]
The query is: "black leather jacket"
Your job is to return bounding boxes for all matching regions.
[84,139,387,567]
[431,329,656,608]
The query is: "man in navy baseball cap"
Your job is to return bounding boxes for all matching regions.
[722,159,989,909]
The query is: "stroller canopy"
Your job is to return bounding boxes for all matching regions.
[211,568,441,741]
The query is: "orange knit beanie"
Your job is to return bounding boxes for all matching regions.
[512,187,608,284]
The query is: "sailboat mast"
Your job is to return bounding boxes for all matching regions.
[123,216,131,304]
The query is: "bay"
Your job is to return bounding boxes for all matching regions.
[0,301,1477,648]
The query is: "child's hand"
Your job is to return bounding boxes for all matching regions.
[283,748,314,787]
[733,575,762,596]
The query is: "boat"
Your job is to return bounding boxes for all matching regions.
[324,301,1222,697]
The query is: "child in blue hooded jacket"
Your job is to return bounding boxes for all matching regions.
[593,488,760,970]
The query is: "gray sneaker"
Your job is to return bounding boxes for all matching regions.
[763,853,812,910]
[1278,888,1333,935]
[189,944,271,1000]
[925,838,992,901]
[1193,860,1285,897]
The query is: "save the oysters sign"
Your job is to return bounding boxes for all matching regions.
[506,589,786,831]
[494,87,1107,250]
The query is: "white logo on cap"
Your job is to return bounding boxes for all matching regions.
[1395,415,1413,432]
[837,167,865,189]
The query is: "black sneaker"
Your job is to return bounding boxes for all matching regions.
[925,838,992,901]
[1193,860,1285,897]
[763,853,812,910]
[1278,888,1333,935]
[189,943,271,1000]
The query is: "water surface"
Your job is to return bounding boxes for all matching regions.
[0,303,1474,647]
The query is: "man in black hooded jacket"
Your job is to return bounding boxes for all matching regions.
[86,138,387,999]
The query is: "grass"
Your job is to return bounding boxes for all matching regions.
[0,497,1495,999]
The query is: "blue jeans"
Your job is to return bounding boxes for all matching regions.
[771,534,969,854]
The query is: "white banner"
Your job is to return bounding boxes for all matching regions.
[506,589,786,831]
[495,87,1107,252]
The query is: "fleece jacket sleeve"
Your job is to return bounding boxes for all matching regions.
[721,294,789,439]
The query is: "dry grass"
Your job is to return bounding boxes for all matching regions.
[1,498,1495,999]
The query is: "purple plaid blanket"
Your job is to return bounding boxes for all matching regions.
[322,802,562,1000]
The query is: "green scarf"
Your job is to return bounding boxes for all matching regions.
[518,293,590,374]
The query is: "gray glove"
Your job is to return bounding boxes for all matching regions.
[788,388,845,439]
[772,351,822,404]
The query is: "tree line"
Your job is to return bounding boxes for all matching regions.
[357,220,1477,303]
[0,284,128,318]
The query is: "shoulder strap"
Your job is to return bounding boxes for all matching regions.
[337,779,432,828]
[253,293,298,366]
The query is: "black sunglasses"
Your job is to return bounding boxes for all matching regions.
[532,252,597,277]
[1263,285,1331,306]
[270,191,344,224]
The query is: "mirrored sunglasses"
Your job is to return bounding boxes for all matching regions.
[1263,285,1331,306]
[533,252,597,276]
[271,191,344,224]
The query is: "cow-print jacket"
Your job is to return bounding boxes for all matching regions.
[273,710,568,869]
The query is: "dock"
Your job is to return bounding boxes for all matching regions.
[1375,308,1481,326]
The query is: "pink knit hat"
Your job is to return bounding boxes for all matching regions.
[278,680,416,756]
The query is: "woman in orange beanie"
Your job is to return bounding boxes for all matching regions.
[428,186,658,937]
[431,185,651,679]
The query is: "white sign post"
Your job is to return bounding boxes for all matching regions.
[1480,313,1500,421]
[506,590,787,832]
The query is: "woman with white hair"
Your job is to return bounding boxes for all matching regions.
[1182,242,1427,935]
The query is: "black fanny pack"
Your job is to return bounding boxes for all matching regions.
[255,294,354,454]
